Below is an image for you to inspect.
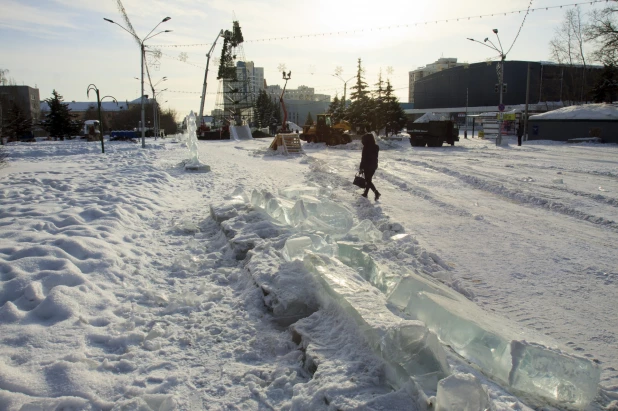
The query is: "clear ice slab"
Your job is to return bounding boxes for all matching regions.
[387,275,600,408]
[435,373,491,411]
[345,219,383,243]
[303,253,449,390]
[279,185,320,200]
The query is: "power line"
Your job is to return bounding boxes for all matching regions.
[148,0,607,48]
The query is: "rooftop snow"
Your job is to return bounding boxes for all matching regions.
[530,103,618,120]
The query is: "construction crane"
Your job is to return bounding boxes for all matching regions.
[198,30,224,126]
[279,71,291,133]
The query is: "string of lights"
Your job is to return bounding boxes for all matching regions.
[506,0,534,55]
[166,85,410,96]
[148,0,607,48]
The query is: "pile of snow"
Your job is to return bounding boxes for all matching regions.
[414,112,450,123]
[530,103,618,120]
[286,121,302,132]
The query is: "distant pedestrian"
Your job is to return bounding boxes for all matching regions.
[464,129,468,139]
[359,133,381,201]
[517,120,524,146]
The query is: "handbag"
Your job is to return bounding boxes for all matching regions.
[353,172,366,188]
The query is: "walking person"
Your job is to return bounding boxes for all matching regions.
[517,119,524,146]
[359,133,381,200]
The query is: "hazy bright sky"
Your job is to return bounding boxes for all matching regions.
[0,0,607,119]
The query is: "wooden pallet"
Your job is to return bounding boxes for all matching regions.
[269,133,303,154]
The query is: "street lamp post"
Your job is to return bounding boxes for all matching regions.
[332,74,355,109]
[104,16,172,148]
[87,84,117,154]
[150,77,167,138]
[468,29,507,146]
[153,86,167,139]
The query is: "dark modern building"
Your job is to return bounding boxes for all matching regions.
[412,61,602,110]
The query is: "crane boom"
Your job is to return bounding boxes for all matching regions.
[198,30,224,126]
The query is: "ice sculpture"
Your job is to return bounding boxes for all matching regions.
[435,374,491,411]
[303,253,449,390]
[184,111,210,171]
[345,219,383,243]
[388,277,600,408]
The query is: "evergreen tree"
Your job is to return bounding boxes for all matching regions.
[347,58,373,131]
[383,79,407,136]
[4,103,32,142]
[254,90,272,128]
[373,70,386,133]
[592,63,618,103]
[304,112,314,126]
[327,96,345,123]
[44,90,81,140]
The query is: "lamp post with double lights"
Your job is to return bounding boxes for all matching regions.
[104,16,172,148]
[468,28,507,146]
[87,84,117,154]
[332,74,355,110]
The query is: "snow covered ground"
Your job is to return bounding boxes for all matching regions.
[0,134,616,410]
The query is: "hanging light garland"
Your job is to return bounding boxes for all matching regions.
[149,0,607,48]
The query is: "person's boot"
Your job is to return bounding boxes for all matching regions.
[375,191,381,201]
[362,190,368,198]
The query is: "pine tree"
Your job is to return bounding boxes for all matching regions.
[383,79,406,136]
[44,90,81,140]
[304,112,314,126]
[347,58,372,132]
[4,102,32,142]
[328,96,346,123]
[254,90,272,128]
[373,70,386,133]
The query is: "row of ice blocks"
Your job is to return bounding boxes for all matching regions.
[387,273,601,408]
[302,253,450,391]
[251,188,354,236]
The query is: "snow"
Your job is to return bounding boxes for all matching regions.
[414,112,450,123]
[0,134,617,410]
[530,103,618,120]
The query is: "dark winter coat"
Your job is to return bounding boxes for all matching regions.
[360,133,379,172]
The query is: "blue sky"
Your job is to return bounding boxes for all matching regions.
[0,0,607,119]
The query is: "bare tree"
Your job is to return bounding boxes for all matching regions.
[586,0,618,65]
[550,8,588,67]
[0,69,9,86]
[549,9,592,103]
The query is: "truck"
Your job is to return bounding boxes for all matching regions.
[407,120,459,147]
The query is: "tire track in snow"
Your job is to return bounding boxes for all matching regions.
[376,161,476,219]
[396,158,618,232]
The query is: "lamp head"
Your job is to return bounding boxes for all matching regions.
[103,18,114,23]
[492,29,498,34]
[484,38,488,42]
[162,17,171,22]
